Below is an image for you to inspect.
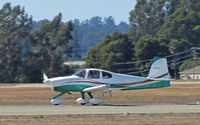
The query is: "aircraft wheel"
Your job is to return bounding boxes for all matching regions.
[51,99,64,105]
[77,98,89,105]
[89,98,105,105]
[92,104,98,106]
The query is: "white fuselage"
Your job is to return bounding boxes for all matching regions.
[46,69,148,89]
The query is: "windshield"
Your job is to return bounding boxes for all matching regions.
[73,69,86,78]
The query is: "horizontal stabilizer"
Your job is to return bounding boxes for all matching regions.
[149,78,171,81]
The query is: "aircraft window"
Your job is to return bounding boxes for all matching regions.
[102,71,112,79]
[88,70,100,79]
[73,69,86,78]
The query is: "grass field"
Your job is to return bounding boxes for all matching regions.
[1,114,200,125]
[1,84,200,125]
[0,84,200,105]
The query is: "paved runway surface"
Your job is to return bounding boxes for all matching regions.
[1,104,200,116]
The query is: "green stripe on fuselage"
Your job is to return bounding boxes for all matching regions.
[53,80,170,93]
[122,80,170,90]
[53,84,93,92]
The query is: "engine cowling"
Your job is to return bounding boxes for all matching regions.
[51,99,65,105]
[89,98,105,105]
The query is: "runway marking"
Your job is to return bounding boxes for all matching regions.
[0,104,200,116]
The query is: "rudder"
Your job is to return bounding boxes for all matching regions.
[147,56,170,79]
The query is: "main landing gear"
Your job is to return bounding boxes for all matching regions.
[76,92,105,105]
[51,92,105,105]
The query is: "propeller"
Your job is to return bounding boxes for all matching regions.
[43,73,48,80]
[43,73,51,85]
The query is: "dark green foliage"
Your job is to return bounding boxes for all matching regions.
[157,0,200,45]
[134,35,170,76]
[33,17,130,59]
[25,13,74,80]
[86,33,133,72]
[179,59,200,72]
[135,35,170,61]
[86,0,200,77]
[2,0,200,82]
[0,3,32,82]
[129,0,166,38]
[73,16,130,58]
[0,3,74,83]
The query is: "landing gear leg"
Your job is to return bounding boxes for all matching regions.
[76,92,89,105]
[51,92,66,105]
[81,92,85,100]
[87,92,93,99]
[52,92,66,99]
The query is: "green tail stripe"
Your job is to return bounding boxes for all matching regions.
[153,56,164,63]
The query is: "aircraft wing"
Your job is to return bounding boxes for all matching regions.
[83,85,107,93]
[83,84,124,93]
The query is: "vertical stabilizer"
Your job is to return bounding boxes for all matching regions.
[147,56,170,79]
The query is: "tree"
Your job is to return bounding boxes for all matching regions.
[0,3,32,82]
[135,35,169,61]
[72,16,130,57]
[129,0,166,39]
[179,59,200,72]
[157,0,200,46]
[86,33,133,72]
[23,13,74,82]
[134,35,170,76]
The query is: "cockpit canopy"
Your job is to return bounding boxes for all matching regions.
[73,69,112,79]
[73,69,86,78]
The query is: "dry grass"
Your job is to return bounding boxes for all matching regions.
[1,114,200,125]
[1,84,200,125]
[0,84,200,105]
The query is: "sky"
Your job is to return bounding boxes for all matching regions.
[0,0,136,24]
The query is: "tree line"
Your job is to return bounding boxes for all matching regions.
[86,0,200,78]
[0,3,74,83]
[72,17,130,58]
[33,17,130,59]
[0,3,130,83]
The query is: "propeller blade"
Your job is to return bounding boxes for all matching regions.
[43,73,48,80]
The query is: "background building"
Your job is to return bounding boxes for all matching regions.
[179,66,200,80]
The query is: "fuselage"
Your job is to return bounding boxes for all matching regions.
[45,68,167,93]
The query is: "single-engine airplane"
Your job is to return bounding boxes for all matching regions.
[43,56,170,105]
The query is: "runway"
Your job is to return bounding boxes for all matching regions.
[1,104,200,116]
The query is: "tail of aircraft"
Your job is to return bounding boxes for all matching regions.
[147,56,170,80]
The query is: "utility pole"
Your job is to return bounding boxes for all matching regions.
[170,48,177,79]
[192,47,197,79]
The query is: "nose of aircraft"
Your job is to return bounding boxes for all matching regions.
[43,79,51,85]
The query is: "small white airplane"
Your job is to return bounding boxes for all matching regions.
[43,56,170,105]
